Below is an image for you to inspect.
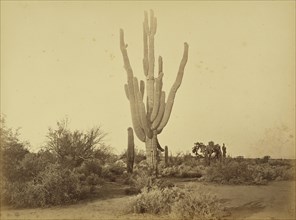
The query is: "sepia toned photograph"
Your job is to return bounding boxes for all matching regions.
[0,1,295,219]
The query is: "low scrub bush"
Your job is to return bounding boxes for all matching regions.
[160,164,203,178]
[205,158,295,185]
[206,161,255,185]
[2,163,103,208]
[123,167,175,195]
[171,187,224,220]
[101,160,126,181]
[125,186,185,214]
[125,184,225,219]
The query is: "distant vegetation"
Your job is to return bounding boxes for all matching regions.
[1,116,295,215]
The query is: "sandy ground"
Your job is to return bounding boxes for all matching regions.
[1,180,295,220]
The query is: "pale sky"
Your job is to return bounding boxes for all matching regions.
[1,1,295,158]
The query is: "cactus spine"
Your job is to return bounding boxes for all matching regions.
[120,10,189,171]
[127,127,135,173]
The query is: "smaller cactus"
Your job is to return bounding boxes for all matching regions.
[127,127,135,173]
[164,146,169,166]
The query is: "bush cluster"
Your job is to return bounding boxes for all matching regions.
[205,158,295,185]
[1,119,113,208]
[160,164,204,178]
[123,164,175,195]
[125,184,225,220]
[2,160,104,208]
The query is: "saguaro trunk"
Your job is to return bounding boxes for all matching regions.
[145,134,158,170]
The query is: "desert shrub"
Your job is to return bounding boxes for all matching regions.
[206,160,257,185]
[46,119,108,169]
[101,165,116,181]
[125,186,141,195]
[101,160,126,181]
[1,132,30,182]
[268,159,293,167]
[110,160,126,175]
[249,163,294,182]
[125,184,225,219]
[134,149,146,164]
[168,152,185,166]
[29,164,87,206]
[161,166,179,177]
[124,167,175,195]
[262,155,271,163]
[126,186,185,214]
[1,118,110,208]
[183,157,204,167]
[19,150,57,182]
[234,156,245,162]
[205,158,295,185]
[160,164,203,179]
[93,145,117,164]
[124,168,152,192]
[178,165,203,178]
[120,148,146,165]
[2,163,103,208]
[76,159,103,176]
[171,186,225,220]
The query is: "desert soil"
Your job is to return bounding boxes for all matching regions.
[1,180,295,220]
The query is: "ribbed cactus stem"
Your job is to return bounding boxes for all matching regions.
[140,80,145,100]
[146,10,157,115]
[127,127,135,173]
[145,133,158,171]
[165,145,168,166]
[150,73,163,121]
[151,91,166,129]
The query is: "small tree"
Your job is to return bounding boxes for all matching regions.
[46,119,108,169]
[0,116,30,182]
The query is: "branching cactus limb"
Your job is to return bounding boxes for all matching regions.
[157,43,189,132]
[120,30,146,142]
[127,127,135,173]
[120,10,189,171]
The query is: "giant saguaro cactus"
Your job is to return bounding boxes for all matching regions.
[120,10,189,171]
